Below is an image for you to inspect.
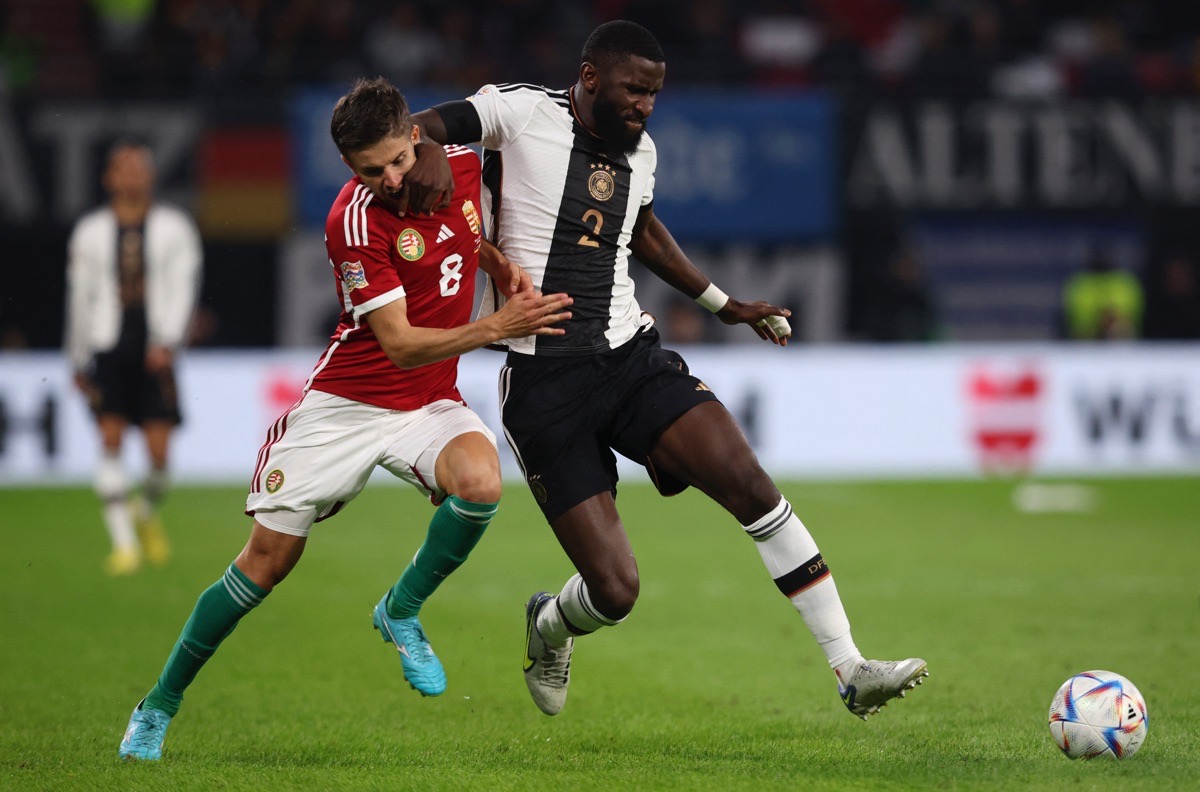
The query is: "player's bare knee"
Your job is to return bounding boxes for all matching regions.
[449,466,503,504]
[236,545,295,591]
[589,567,640,620]
[718,468,780,525]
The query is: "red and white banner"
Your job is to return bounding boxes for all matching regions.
[1,344,1198,485]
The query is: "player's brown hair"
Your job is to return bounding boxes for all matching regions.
[330,77,413,156]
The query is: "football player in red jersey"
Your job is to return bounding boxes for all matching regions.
[118,77,572,761]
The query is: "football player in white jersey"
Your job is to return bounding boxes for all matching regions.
[404,20,927,721]
[66,140,202,576]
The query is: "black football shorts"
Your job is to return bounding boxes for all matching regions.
[88,349,181,426]
[499,326,720,522]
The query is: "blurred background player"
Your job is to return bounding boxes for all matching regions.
[117,77,571,761]
[65,139,203,576]
[406,21,927,719]
[1060,248,1144,341]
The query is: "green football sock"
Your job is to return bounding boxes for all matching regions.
[143,564,267,716]
[386,496,497,619]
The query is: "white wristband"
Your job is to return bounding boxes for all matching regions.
[695,282,729,313]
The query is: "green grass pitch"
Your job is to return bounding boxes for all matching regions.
[2,477,1198,790]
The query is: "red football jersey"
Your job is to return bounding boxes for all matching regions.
[306,145,485,410]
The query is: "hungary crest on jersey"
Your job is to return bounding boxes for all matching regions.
[462,200,481,235]
[397,229,425,260]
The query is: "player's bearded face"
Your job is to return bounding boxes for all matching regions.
[592,91,646,155]
[592,57,664,155]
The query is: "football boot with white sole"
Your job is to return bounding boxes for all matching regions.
[523,592,574,716]
[838,658,928,719]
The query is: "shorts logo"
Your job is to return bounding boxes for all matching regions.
[528,474,548,504]
[397,229,425,260]
[588,163,615,201]
[462,199,481,235]
[339,260,368,291]
[265,469,285,493]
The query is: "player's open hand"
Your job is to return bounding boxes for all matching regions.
[716,299,793,346]
[396,141,454,216]
[494,290,572,338]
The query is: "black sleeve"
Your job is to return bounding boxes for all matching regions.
[433,101,483,145]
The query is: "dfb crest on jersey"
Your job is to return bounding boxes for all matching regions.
[588,162,615,201]
[397,228,425,260]
[462,199,481,235]
[339,260,368,291]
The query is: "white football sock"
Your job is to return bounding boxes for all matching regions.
[96,452,137,551]
[143,465,170,509]
[744,497,863,675]
[536,573,620,647]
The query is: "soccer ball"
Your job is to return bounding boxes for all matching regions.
[1048,670,1148,759]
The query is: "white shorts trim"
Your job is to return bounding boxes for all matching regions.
[255,508,318,537]
[245,391,496,537]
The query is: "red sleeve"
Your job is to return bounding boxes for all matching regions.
[325,180,404,318]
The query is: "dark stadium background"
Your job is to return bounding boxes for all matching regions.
[3,0,1200,351]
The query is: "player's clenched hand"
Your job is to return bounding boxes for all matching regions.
[396,141,454,216]
[493,290,572,338]
[716,299,793,346]
[479,241,534,297]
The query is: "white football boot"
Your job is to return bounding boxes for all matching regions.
[838,658,929,719]
[523,592,573,715]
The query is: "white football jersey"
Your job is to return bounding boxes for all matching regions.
[469,83,657,356]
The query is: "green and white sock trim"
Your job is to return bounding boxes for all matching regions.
[222,564,265,611]
[446,497,498,525]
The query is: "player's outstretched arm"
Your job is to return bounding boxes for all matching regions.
[366,291,572,370]
[630,206,792,345]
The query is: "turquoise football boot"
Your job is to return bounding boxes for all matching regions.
[119,700,172,761]
[372,593,447,696]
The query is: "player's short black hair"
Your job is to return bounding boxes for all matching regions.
[582,20,665,69]
[330,77,412,156]
[106,136,153,165]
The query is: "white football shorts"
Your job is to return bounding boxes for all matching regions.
[245,390,497,537]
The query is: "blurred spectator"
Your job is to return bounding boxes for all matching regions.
[158,0,263,95]
[1060,248,1144,340]
[88,0,157,96]
[864,244,940,342]
[907,10,991,99]
[997,0,1044,57]
[424,4,491,91]
[364,2,440,85]
[2,0,1196,102]
[0,3,41,96]
[1075,13,1141,99]
[738,8,820,87]
[90,0,156,55]
[810,14,873,97]
[290,0,366,85]
[1142,251,1200,340]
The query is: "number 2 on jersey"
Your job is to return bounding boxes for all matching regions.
[578,209,604,247]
